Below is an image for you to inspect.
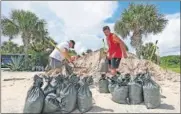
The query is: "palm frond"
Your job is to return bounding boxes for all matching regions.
[1,17,19,38]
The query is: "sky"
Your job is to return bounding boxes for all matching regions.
[1,1,180,56]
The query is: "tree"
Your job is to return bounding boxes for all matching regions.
[86,49,92,53]
[1,10,48,69]
[0,41,24,54]
[141,42,160,64]
[114,3,168,58]
[30,36,57,52]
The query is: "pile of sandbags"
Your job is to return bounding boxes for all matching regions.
[98,71,161,109]
[23,73,93,113]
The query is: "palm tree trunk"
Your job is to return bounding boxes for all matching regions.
[131,31,143,59]
[24,40,29,70]
[23,35,29,70]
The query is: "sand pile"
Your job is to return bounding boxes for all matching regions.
[73,51,180,82]
[45,50,180,82]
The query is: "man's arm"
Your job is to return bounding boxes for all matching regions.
[112,34,128,58]
[62,48,72,62]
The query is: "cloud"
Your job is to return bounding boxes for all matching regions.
[46,1,118,53]
[1,1,118,54]
[143,13,180,56]
[1,1,180,56]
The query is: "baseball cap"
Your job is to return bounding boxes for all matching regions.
[70,40,75,49]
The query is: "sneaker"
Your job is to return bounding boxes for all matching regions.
[116,71,121,75]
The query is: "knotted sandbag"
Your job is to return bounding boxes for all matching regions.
[111,84,129,104]
[108,76,118,93]
[42,93,60,113]
[111,74,130,104]
[58,83,77,113]
[77,77,93,113]
[128,74,143,104]
[99,74,109,93]
[42,76,56,96]
[143,72,161,109]
[23,75,45,113]
[55,75,67,96]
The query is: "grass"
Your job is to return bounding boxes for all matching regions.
[160,65,180,73]
[166,67,180,73]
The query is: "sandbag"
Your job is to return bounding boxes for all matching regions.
[77,77,93,113]
[42,76,56,96]
[42,93,60,113]
[83,76,94,86]
[99,74,109,93]
[143,72,161,109]
[111,74,130,104]
[128,74,143,104]
[111,84,129,104]
[56,76,67,96]
[68,74,80,84]
[62,61,73,76]
[108,76,118,93]
[99,57,109,73]
[58,83,77,113]
[23,75,44,113]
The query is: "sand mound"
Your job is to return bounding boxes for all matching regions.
[73,51,180,82]
[45,50,180,82]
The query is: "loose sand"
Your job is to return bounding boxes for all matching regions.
[1,71,180,113]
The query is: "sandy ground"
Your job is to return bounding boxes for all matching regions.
[1,71,180,113]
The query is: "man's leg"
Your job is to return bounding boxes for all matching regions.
[49,57,62,69]
[110,58,121,77]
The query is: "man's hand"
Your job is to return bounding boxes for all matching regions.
[122,52,128,58]
[68,58,73,63]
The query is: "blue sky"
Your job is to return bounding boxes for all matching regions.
[105,1,180,23]
[1,1,180,56]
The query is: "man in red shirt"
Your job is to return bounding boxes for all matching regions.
[103,26,127,77]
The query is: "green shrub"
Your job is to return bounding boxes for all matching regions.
[8,56,24,71]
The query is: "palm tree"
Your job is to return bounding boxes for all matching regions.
[114,3,168,58]
[1,9,47,69]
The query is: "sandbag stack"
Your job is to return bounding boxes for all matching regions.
[23,74,93,113]
[99,72,161,109]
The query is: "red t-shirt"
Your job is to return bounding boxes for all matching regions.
[107,33,122,59]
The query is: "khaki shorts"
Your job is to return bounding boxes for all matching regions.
[49,57,63,69]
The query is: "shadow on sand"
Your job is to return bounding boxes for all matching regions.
[89,106,114,113]
[158,103,175,110]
